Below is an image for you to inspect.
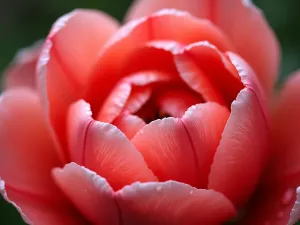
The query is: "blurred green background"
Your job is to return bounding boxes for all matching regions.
[0,0,299,224]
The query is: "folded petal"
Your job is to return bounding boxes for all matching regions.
[208,53,270,206]
[126,0,280,95]
[37,9,119,157]
[265,71,300,185]
[86,9,233,114]
[3,41,42,90]
[68,100,157,191]
[53,163,119,225]
[116,181,236,225]
[174,42,244,107]
[132,102,229,188]
[0,89,84,224]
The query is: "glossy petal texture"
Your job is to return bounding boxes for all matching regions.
[132,103,229,188]
[68,100,157,191]
[86,9,233,114]
[0,89,84,224]
[37,9,119,158]
[53,163,119,225]
[266,71,300,185]
[208,53,270,206]
[126,0,280,95]
[3,41,42,89]
[116,181,236,225]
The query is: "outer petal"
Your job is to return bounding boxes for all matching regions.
[126,0,280,95]
[86,9,233,114]
[53,163,119,225]
[116,181,236,225]
[265,71,300,185]
[125,0,210,21]
[208,53,270,206]
[37,9,119,158]
[131,103,229,188]
[67,100,157,191]
[3,41,42,90]
[0,89,84,224]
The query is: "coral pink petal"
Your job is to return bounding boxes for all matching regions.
[208,88,269,206]
[181,103,229,188]
[131,117,199,186]
[0,89,86,224]
[175,42,244,108]
[86,9,233,113]
[116,181,236,225]
[126,0,280,96]
[132,103,228,188]
[68,100,157,191]
[37,9,119,157]
[123,86,152,114]
[212,0,280,96]
[265,71,300,185]
[156,89,202,117]
[239,186,296,225]
[114,114,146,139]
[125,0,210,22]
[53,163,119,225]
[97,82,132,123]
[4,41,42,90]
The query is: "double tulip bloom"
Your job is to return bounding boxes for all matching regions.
[1,0,300,224]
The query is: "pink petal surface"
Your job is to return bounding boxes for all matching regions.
[116,181,236,225]
[113,114,146,139]
[265,71,300,185]
[68,100,157,191]
[37,9,119,158]
[125,0,210,21]
[174,42,244,107]
[156,88,202,117]
[86,9,233,114]
[126,0,280,95]
[131,103,229,188]
[53,163,119,225]
[3,41,42,90]
[0,89,85,224]
[208,53,270,206]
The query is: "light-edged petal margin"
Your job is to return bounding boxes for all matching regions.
[126,0,280,96]
[37,9,119,159]
[208,52,270,207]
[131,102,229,188]
[67,100,157,191]
[52,162,119,225]
[116,181,236,225]
[0,88,85,225]
[3,40,43,90]
[86,9,233,114]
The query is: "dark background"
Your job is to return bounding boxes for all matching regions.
[0,0,299,224]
